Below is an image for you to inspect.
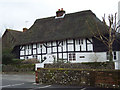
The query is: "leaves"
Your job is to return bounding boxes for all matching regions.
[2,48,15,65]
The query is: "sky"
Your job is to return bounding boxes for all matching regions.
[0,0,120,37]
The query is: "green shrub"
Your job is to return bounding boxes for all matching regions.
[2,48,15,65]
[2,64,35,72]
[11,59,24,65]
[21,58,40,64]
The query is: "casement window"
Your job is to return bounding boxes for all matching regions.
[53,42,57,46]
[114,52,116,60]
[75,39,85,51]
[67,40,74,51]
[37,44,39,48]
[68,40,73,44]
[76,39,83,45]
[20,51,24,55]
[37,44,42,48]
[80,39,83,44]
[69,53,76,61]
[28,45,32,49]
[33,55,37,59]
[76,40,79,45]
[68,44,74,51]
[33,44,37,48]
[106,51,117,60]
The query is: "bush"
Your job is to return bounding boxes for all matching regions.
[11,59,24,65]
[2,48,15,65]
[21,58,40,64]
[2,64,35,72]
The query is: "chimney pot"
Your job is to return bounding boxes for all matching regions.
[23,28,27,32]
[56,8,65,17]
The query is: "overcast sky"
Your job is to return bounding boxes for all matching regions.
[0,0,120,37]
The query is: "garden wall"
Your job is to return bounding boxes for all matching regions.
[36,68,120,88]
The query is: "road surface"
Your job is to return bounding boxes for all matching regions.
[1,73,84,89]
[1,74,118,90]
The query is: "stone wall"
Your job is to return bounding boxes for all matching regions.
[45,62,115,69]
[36,68,120,88]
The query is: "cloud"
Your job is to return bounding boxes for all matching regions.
[0,0,119,37]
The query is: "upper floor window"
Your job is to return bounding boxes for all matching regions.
[80,39,83,44]
[76,39,83,45]
[37,44,42,48]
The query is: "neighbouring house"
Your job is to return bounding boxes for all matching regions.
[2,9,120,69]
[2,29,23,58]
[2,29,22,49]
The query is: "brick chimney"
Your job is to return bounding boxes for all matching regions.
[23,28,27,32]
[56,8,65,17]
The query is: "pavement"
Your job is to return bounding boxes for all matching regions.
[1,73,84,89]
[1,73,119,90]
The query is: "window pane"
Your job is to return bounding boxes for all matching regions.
[76,40,79,45]
[80,39,83,44]
[114,52,116,60]
[114,56,116,60]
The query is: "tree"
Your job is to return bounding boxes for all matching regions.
[86,13,120,62]
[2,48,15,65]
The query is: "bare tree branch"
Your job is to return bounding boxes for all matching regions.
[86,13,119,62]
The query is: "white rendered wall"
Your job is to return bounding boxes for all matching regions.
[70,52,107,63]
[115,51,120,69]
[118,51,120,69]
[20,57,24,59]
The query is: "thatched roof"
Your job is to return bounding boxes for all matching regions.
[16,10,108,45]
[6,29,22,40]
[2,29,22,49]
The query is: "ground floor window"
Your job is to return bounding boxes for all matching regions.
[106,51,117,60]
[114,52,116,60]
[69,53,76,61]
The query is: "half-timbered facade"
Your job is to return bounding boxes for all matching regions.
[20,38,94,63]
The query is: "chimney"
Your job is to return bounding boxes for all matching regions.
[56,8,65,17]
[23,28,27,32]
